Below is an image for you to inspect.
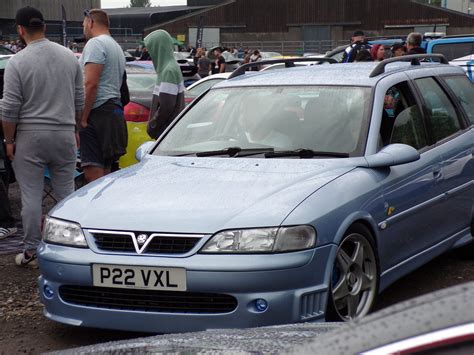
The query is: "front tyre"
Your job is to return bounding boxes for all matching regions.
[327,224,379,321]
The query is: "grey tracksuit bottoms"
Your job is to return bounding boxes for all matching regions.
[12,130,77,253]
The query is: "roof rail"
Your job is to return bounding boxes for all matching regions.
[228,57,337,80]
[369,54,449,78]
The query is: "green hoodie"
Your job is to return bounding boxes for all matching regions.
[144,30,185,139]
[145,29,183,89]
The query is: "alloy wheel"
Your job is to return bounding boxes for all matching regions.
[330,232,378,321]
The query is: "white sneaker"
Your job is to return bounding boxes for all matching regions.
[15,250,37,267]
[0,227,17,240]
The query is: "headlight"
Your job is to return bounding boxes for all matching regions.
[42,216,88,247]
[200,225,316,253]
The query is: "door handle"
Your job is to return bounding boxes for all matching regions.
[433,167,442,180]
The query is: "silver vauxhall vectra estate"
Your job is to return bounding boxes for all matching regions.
[38,56,474,333]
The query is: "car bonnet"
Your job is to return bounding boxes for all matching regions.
[51,156,358,234]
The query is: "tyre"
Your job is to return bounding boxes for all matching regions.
[326,223,379,321]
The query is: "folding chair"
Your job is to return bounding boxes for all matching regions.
[43,153,84,203]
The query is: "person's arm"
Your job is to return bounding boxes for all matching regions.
[2,122,16,160]
[1,62,22,160]
[74,64,85,132]
[219,58,226,73]
[147,91,179,139]
[81,63,103,128]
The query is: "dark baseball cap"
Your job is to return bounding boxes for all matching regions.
[16,6,45,27]
[391,42,406,52]
[353,30,365,37]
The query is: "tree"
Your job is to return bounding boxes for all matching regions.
[129,0,152,7]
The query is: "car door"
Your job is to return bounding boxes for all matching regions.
[376,80,445,272]
[432,75,474,237]
[412,76,473,242]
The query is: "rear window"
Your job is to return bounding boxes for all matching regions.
[431,42,474,61]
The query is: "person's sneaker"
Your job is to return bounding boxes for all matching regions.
[15,251,37,266]
[0,227,17,240]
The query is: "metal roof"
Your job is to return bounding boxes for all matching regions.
[104,5,210,17]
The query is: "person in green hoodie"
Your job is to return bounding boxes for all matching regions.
[144,30,185,139]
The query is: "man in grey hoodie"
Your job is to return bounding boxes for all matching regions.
[2,6,84,265]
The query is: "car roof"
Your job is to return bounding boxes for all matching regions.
[427,35,474,50]
[214,62,463,88]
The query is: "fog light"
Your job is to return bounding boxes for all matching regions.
[43,285,54,299]
[255,299,268,312]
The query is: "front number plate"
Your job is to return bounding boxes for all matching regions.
[92,264,186,291]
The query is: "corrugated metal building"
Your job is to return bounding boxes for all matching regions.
[104,5,211,36]
[0,0,100,40]
[147,0,474,52]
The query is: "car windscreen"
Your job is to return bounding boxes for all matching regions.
[155,86,371,157]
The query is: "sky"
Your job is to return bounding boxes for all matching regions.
[101,0,186,8]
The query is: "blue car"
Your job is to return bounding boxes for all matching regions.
[427,36,474,82]
[38,56,474,333]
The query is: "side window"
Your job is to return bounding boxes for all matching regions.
[444,76,474,125]
[431,42,474,61]
[390,106,428,149]
[415,77,461,142]
[380,81,428,150]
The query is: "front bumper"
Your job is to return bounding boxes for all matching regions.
[37,242,337,333]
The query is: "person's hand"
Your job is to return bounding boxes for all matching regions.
[5,143,14,161]
[80,118,88,129]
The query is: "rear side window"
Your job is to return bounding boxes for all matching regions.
[415,77,461,142]
[444,76,474,125]
[431,42,474,61]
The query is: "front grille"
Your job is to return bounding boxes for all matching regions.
[93,233,134,252]
[59,286,238,314]
[92,232,201,254]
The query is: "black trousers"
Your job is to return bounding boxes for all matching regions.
[0,165,15,228]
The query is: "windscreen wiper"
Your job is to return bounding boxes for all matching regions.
[264,149,349,159]
[196,147,274,157]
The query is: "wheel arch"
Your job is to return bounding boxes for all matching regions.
[332,212,380,251]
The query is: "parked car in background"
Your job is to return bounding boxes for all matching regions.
[260,51,283,59]
[38,56,474,333]
[184,73,231,106]
[0,56,12,98]
[427,35,474,81]
[0,46,15,55]
[119,62,155,168]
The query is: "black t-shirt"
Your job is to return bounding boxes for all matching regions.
[212,55,226,74]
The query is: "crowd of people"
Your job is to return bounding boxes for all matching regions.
[343,30,425,63]
[2,40,25,53]
[0,6,183,266]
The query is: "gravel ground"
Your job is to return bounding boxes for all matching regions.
[1,182,473,353]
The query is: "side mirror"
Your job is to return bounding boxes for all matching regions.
[135,141,155,162]
[366,144,420,168]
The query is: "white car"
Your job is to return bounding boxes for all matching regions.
[184,72,231,105]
